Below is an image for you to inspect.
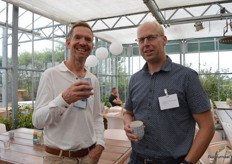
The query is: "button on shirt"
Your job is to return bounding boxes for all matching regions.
[32,62,105,151]
[125,56,210,159]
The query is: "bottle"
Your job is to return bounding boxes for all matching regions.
[226,98,231,105]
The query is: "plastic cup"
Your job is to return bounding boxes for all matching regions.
[8,131,14,139]
[3,140,10,149]
[130,121,145,140]
[79,78,92,91]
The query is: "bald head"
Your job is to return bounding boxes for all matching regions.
[137,21,165,38]
[136,21,168,68]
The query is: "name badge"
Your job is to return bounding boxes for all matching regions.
[73,99,87,110]
[158,89,179,110]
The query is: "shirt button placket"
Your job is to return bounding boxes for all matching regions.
[147,89,153,108]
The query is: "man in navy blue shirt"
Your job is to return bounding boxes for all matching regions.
[124,21,215,164]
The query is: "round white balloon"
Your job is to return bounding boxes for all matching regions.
[85,55,99,67]
[95,47,108,59]
[109,42,123,55]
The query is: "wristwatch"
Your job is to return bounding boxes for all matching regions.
[181,160,193,164]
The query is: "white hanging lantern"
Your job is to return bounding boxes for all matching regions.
[85,55,99,67]
[95,47,108,59]
[109,41,123,55]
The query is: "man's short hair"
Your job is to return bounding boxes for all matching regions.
[67,22,93,39]
[111,88,116,92]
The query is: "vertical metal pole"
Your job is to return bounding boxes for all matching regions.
[217,39,220,100]
[95,38,99,77]
[2,27,7,107]
[31,13,35,108]
[2,3,9,117]
[180,40,186,66]
[115,57,118,88]
[65,25,69,60]
[11,5,19,128]
[52,21,55,66]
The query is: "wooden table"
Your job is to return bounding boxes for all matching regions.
[214,101,232,110]
[215,110,232,147]
[0,128,131,164]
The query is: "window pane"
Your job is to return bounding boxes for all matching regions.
[169,54,180,64]
[219,51,232,73]
[185,53,199,72]
[200,52,218,73]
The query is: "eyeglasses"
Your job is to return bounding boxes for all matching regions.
[136,34,164,44]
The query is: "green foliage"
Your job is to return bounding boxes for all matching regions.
[19,52,32,67]
[0,115,12,131]
[101,95,111,108]
[17,44,65,100]
[14,105,34,129]
[19,45,65,70]
[112,56,129,102]
[0,105,33,130]
[117,60,129,102]
[199,68,232,101]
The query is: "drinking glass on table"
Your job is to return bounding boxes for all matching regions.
[3,140,10,149]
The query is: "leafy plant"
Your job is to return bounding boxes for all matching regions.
[101,95,111,108]
[14,105,34,129]
[199,68,232,101]
[0,105,34,130]
[0,115,12,131]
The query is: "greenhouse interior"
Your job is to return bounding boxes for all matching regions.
[0,0,232,163]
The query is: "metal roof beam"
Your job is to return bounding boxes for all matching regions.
[167,13,232,25]
[143,0,169,27]
[84,2,232,33]
[1,1,231,43]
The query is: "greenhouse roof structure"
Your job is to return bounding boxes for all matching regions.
[2,0,232,44]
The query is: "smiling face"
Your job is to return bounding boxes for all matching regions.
[137,22,167,64]
[66,25,94,62]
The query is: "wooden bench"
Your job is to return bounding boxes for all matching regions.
[214,101,232,110]
[215,110,232,147]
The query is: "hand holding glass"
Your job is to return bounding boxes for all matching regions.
[79,78,92,92]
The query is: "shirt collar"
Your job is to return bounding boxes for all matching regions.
[58,61,69,72]
[142,55,172,73]
[57,61,91,77]
[160,56,172,72]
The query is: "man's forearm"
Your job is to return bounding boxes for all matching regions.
[123,111,134,125]
[184,126,215,163]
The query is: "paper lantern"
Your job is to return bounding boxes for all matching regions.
[85,55,99,67]
[95,47,108,59]
[109,42,123,55]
